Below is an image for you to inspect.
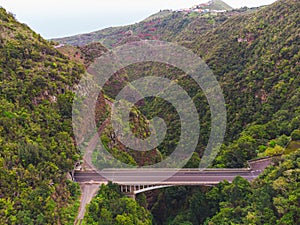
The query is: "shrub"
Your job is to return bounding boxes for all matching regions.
[291,130,300,141]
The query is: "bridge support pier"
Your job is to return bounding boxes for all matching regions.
[119,184,174,199]
[120,185,136,199]
[125,193,136,199]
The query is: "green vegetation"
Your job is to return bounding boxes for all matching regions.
[0,7,84,224]
[83,183,152,225]
[55,42,107,67]
[90,0,300,169]
[79,0,299,223]
[191,0,300,167]
[150,149,300,225]
[1,0,299,224]
[91,104,163,168]
[291,129,300,141]
[146,1,300,223]
[208,0,233,11]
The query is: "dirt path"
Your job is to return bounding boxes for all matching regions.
[82,118,109,171]
[74,99,112,224]
[74,183,106,224]
[82,98,112,170]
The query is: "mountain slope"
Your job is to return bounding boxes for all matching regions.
[53,12,210,47]
[151,149,300,225]
[2,0,299,224]
[209,0,233,11]
[53,7,249,48]
[187,0,300,166]
[149,1,300,222]
[0,8,84,224]
[50,0,300,224]
[58,0,299,169]
[90,0,299,168]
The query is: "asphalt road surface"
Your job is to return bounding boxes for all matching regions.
[74,168,261,185]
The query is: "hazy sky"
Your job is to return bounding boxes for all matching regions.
[0,0,277,39]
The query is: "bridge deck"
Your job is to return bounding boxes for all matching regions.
[74,157,273,186]
[74,168,261,185]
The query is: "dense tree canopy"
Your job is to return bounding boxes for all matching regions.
[0,7,84,224]
[0,0,299,224]
[83,183,152,225]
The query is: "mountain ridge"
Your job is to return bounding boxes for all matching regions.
[53,1,250,48]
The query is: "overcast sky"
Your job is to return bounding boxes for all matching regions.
[0,0,277,39]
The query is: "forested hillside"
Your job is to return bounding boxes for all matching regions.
[78,0,300,168]
[147,0,300,223]
[0,8,84,224]
[83,183,152,225]
[79,0,300,223]
[190,0,300,167]
[1,0,299,224]
[151,149,299,224]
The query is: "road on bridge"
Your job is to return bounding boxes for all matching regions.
[74,168,262,185]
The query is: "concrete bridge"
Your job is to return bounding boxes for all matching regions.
[73,157,273,224]
[74,157,273,198]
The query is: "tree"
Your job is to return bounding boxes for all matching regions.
[291,130,300,141]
